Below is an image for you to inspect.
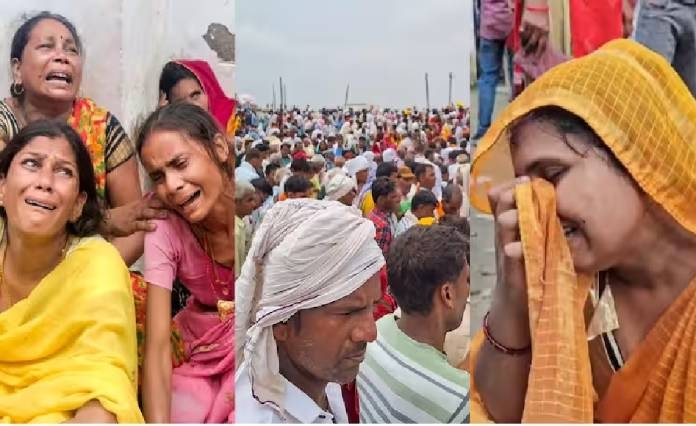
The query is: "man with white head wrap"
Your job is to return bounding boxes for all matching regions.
[235,199,385,423]
[325,172,357,206]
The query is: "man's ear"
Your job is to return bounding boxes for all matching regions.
[439,282,456,309]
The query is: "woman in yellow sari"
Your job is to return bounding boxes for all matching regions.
[468,39,696,422]
[0,120,142,422]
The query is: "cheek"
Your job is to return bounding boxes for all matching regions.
[558,165,644,243]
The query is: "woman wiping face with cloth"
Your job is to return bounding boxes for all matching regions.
[468,39,696,423]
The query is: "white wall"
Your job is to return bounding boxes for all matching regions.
[0,0,235,136]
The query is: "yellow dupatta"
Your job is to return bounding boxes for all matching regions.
[468,39,696,422]
[0,235,143,423]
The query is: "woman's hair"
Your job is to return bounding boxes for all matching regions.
[136,102,232,178]
[11,11,83,61]
[0,120,102,237]
[510,106,629,175]
[159,61,200,101]
[10,11,83,98]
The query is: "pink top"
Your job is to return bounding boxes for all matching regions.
[480,0,514,41]
[145,213,233,307]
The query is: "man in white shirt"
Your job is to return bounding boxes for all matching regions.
[414,143,443,199]
[235,148,262,184]
[235,199,385,424]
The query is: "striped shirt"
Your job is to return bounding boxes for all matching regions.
[357,314,470,423]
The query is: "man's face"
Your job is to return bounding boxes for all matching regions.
[274,273,381,384]
[420,166,436,189]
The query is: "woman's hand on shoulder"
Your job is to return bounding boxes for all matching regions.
[103,195,168,238]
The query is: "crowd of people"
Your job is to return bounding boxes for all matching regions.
[0,11,233,423]
[233,104,472,422]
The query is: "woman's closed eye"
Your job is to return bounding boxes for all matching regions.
[543,166,567,184]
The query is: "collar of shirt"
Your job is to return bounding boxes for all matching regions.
[235,361,348,424]
[283,379,345,423]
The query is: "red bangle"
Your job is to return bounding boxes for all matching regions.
[525,5,549,12]
[483,311,531,355]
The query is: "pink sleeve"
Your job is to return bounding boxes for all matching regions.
[144,217,180,290]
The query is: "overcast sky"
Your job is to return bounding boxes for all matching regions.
[236,0,473,109]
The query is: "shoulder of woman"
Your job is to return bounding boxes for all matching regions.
[68,236,128,272]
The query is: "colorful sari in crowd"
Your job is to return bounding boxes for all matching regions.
[145,213,234,423]
[175,59,237,137]
[468,39,696,422]
[511,0,623,96]
[0,236,143,423]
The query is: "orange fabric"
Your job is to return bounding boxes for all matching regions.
[468,180,594,423]
[469,39,696,422]
[517,180,594,422]
[469,180,696,422]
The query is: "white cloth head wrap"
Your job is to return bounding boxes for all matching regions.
[235,199,385,414]
[382,148,397,164]
[325,172,356,201]
[345,156,370,177]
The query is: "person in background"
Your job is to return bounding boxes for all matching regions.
[246,177,274,243]
[325,170,357,206]
[473,0,514,140]
[235,180,257,278]
[345,156,371,208]
[235,148,262,184]
[279,141,292,167]
[284,175,313,199]
[367,177,401,255]
[632,0,696,97]
[358,225,470,423]
[396,166,417,216]
[442,183,464,218]
[440,164,450,187]
[158,59,236,136]
[396,189,439,237]
[309,154,326,194]
[359,162,398,217]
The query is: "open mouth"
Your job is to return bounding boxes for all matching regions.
[178,190,201,209]
[25,198,56,211]
[45,72,73,84]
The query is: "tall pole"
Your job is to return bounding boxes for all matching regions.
[425,73,430,112]
[448,72,453,107]
[279,76,284,138]
[284,84,288,109]
[344,83,350,109]
[272,84,276,110]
